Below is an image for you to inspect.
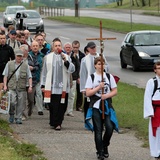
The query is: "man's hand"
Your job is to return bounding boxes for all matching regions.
[29,66,34,71]
[3,85,7,92]
[28,86,32,93]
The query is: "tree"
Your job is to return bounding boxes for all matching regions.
[117,0,123,6]
[141,0,146,6]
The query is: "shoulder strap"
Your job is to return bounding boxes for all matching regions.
[152,77,158,97]
[105,72,110,83]
[7,61,23,85]
[91,73,94,82]
[91,72,110,84]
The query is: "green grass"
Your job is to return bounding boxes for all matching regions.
[48,16,160,34]
[98,0,159,10]
[113,82,148,147]
[0,118,47,160]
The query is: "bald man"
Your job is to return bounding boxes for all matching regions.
[28,41,44,117]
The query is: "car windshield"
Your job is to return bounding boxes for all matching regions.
[134,33,160,46]
[6,7,25,14]
[25,11,40,18]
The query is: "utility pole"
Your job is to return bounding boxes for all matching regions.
[75,0,79,17]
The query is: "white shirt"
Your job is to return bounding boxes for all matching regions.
[85,72,117,109]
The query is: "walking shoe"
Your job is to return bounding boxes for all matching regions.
[96,152,104,160]
[104,146,109,158]
[67,113,74,117]
[16,119,22,124]
[76,107,82,111]
[22,116,27,121]
[9,115,14,123]
[38,111,44,115]
[155,156,160,159]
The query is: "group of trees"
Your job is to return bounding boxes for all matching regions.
[117,0,152,7]
[0,0,155,8]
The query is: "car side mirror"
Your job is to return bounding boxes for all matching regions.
[126,43,133,47]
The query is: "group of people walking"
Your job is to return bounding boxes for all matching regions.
[0,24,160,160]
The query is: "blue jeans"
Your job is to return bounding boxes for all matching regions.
[92,108,114,153]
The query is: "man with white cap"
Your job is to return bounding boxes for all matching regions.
[3,49,32,124]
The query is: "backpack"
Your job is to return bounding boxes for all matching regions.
[90,72,119,86]
[90,72,118,107]
[152,77,158,97]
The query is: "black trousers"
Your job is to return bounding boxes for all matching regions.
[76,83,83,110]
[83,97,90,120]
[92,108,114,154]
[48,94,68,128]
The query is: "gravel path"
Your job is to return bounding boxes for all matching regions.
[1,109,155,160]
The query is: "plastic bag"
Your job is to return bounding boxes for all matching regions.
[0,90,10,114]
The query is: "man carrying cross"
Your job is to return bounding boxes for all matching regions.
[80,41,109,119]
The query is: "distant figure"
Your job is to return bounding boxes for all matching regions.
[7,30,21,51]
[0,32,15,95]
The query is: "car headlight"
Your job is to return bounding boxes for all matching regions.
[7,17,12,20]
[138,52,150,57]
[39,19,43,25]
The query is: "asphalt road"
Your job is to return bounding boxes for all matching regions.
[65,8,160,26]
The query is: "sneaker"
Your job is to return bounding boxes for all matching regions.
[104,147,109,158]
[16,119,22,124]
[22,116,27,121]
[96,152,104,160]
[38,111,44,115]
[67,113,74,117]
[9,115,14,123]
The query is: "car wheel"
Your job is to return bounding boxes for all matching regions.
[132,56,139,71]
[120,54,127,68]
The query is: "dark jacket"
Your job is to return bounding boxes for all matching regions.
[0,44,15,75]
[78,50,85,64]
[28,51,44,83]
[70,52,80,80]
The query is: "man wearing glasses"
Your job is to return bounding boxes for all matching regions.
[72,40,85,112]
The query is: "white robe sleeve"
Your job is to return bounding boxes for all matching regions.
[40,56,47,86]
[80,58,88,92]
[66,56,75,73]
[144,79,154,119]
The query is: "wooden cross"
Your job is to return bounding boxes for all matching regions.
[86,20,116,119]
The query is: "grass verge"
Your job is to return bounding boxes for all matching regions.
[48,16,160,34]
[113,82,148,147]
[0,118,47,160]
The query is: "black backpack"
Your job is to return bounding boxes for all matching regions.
[90,72,111,87]
[152,77,158,97]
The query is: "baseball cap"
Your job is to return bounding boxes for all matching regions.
[86,41,96,48]
[10,30,17,35]
[15,49,23,56]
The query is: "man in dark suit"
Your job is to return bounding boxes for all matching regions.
[72,40,85,111]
